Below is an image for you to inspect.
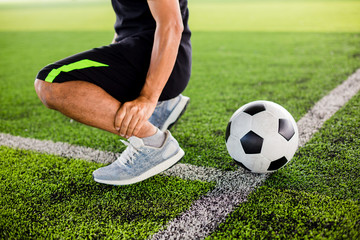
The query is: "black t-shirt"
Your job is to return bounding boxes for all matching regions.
[111,0,192,100]
[111,0,191,42]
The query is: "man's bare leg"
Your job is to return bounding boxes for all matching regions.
[34,79,156,138]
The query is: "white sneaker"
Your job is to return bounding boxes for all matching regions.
[92,131,184,185]
[149,94,190,131]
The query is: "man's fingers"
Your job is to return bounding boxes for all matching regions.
[132,120,145,137]
[114,98,156,138]
[120,108,134,137]
[126,115,142,138]
[116,103,145,138]
[126,108,148,138]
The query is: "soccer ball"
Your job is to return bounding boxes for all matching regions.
[225,100,299,173]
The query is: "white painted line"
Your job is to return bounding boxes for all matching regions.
[153,169,268,239]
[0,133,118,164]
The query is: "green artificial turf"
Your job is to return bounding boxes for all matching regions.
[207,93,360,239]
[207,187,360,239]
[265,92,360,201]
[0,146,215,239]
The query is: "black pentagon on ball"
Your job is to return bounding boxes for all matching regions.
[225,121,231,142]
[240,131,263,154]
[268,156,288,171]
[243,103,266,116]
[278,118,295,141]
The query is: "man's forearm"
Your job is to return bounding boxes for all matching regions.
[140,24,183,103]
[141,0,184,103]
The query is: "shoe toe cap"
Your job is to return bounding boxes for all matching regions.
[92,162,126,182]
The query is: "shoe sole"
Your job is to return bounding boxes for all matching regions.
[161,96,190,132]
[93,148,185,186]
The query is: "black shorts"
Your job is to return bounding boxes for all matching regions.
[36,34,191,103]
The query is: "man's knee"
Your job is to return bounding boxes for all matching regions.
[34,79,56,109]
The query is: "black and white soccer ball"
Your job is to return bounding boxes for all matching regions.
[225,100,299,173]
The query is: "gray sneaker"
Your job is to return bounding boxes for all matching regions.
[92,131,184,185]
[149,94,190,132]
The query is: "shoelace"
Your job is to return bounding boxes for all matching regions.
[117,140,140,167]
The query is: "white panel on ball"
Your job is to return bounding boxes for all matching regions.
[251,111,278,138]
[261,132,290,160]
[226,135,246,161]
[284,132,299,161]
[229,112,252,138]
[263,101,285,116]
[245,154,270,173]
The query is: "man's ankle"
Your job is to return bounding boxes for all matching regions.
[142,129,166,148]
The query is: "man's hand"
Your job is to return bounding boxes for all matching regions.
[114,96,157,138]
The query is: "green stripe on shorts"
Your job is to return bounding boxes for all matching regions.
[44,59,109,83]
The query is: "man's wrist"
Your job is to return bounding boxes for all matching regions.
[139,81,162,104]
[139,93,159,104]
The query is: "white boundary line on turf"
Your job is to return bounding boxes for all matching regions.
[0,133,119,164]
[150,68,360,239]
[0,69,360,239]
